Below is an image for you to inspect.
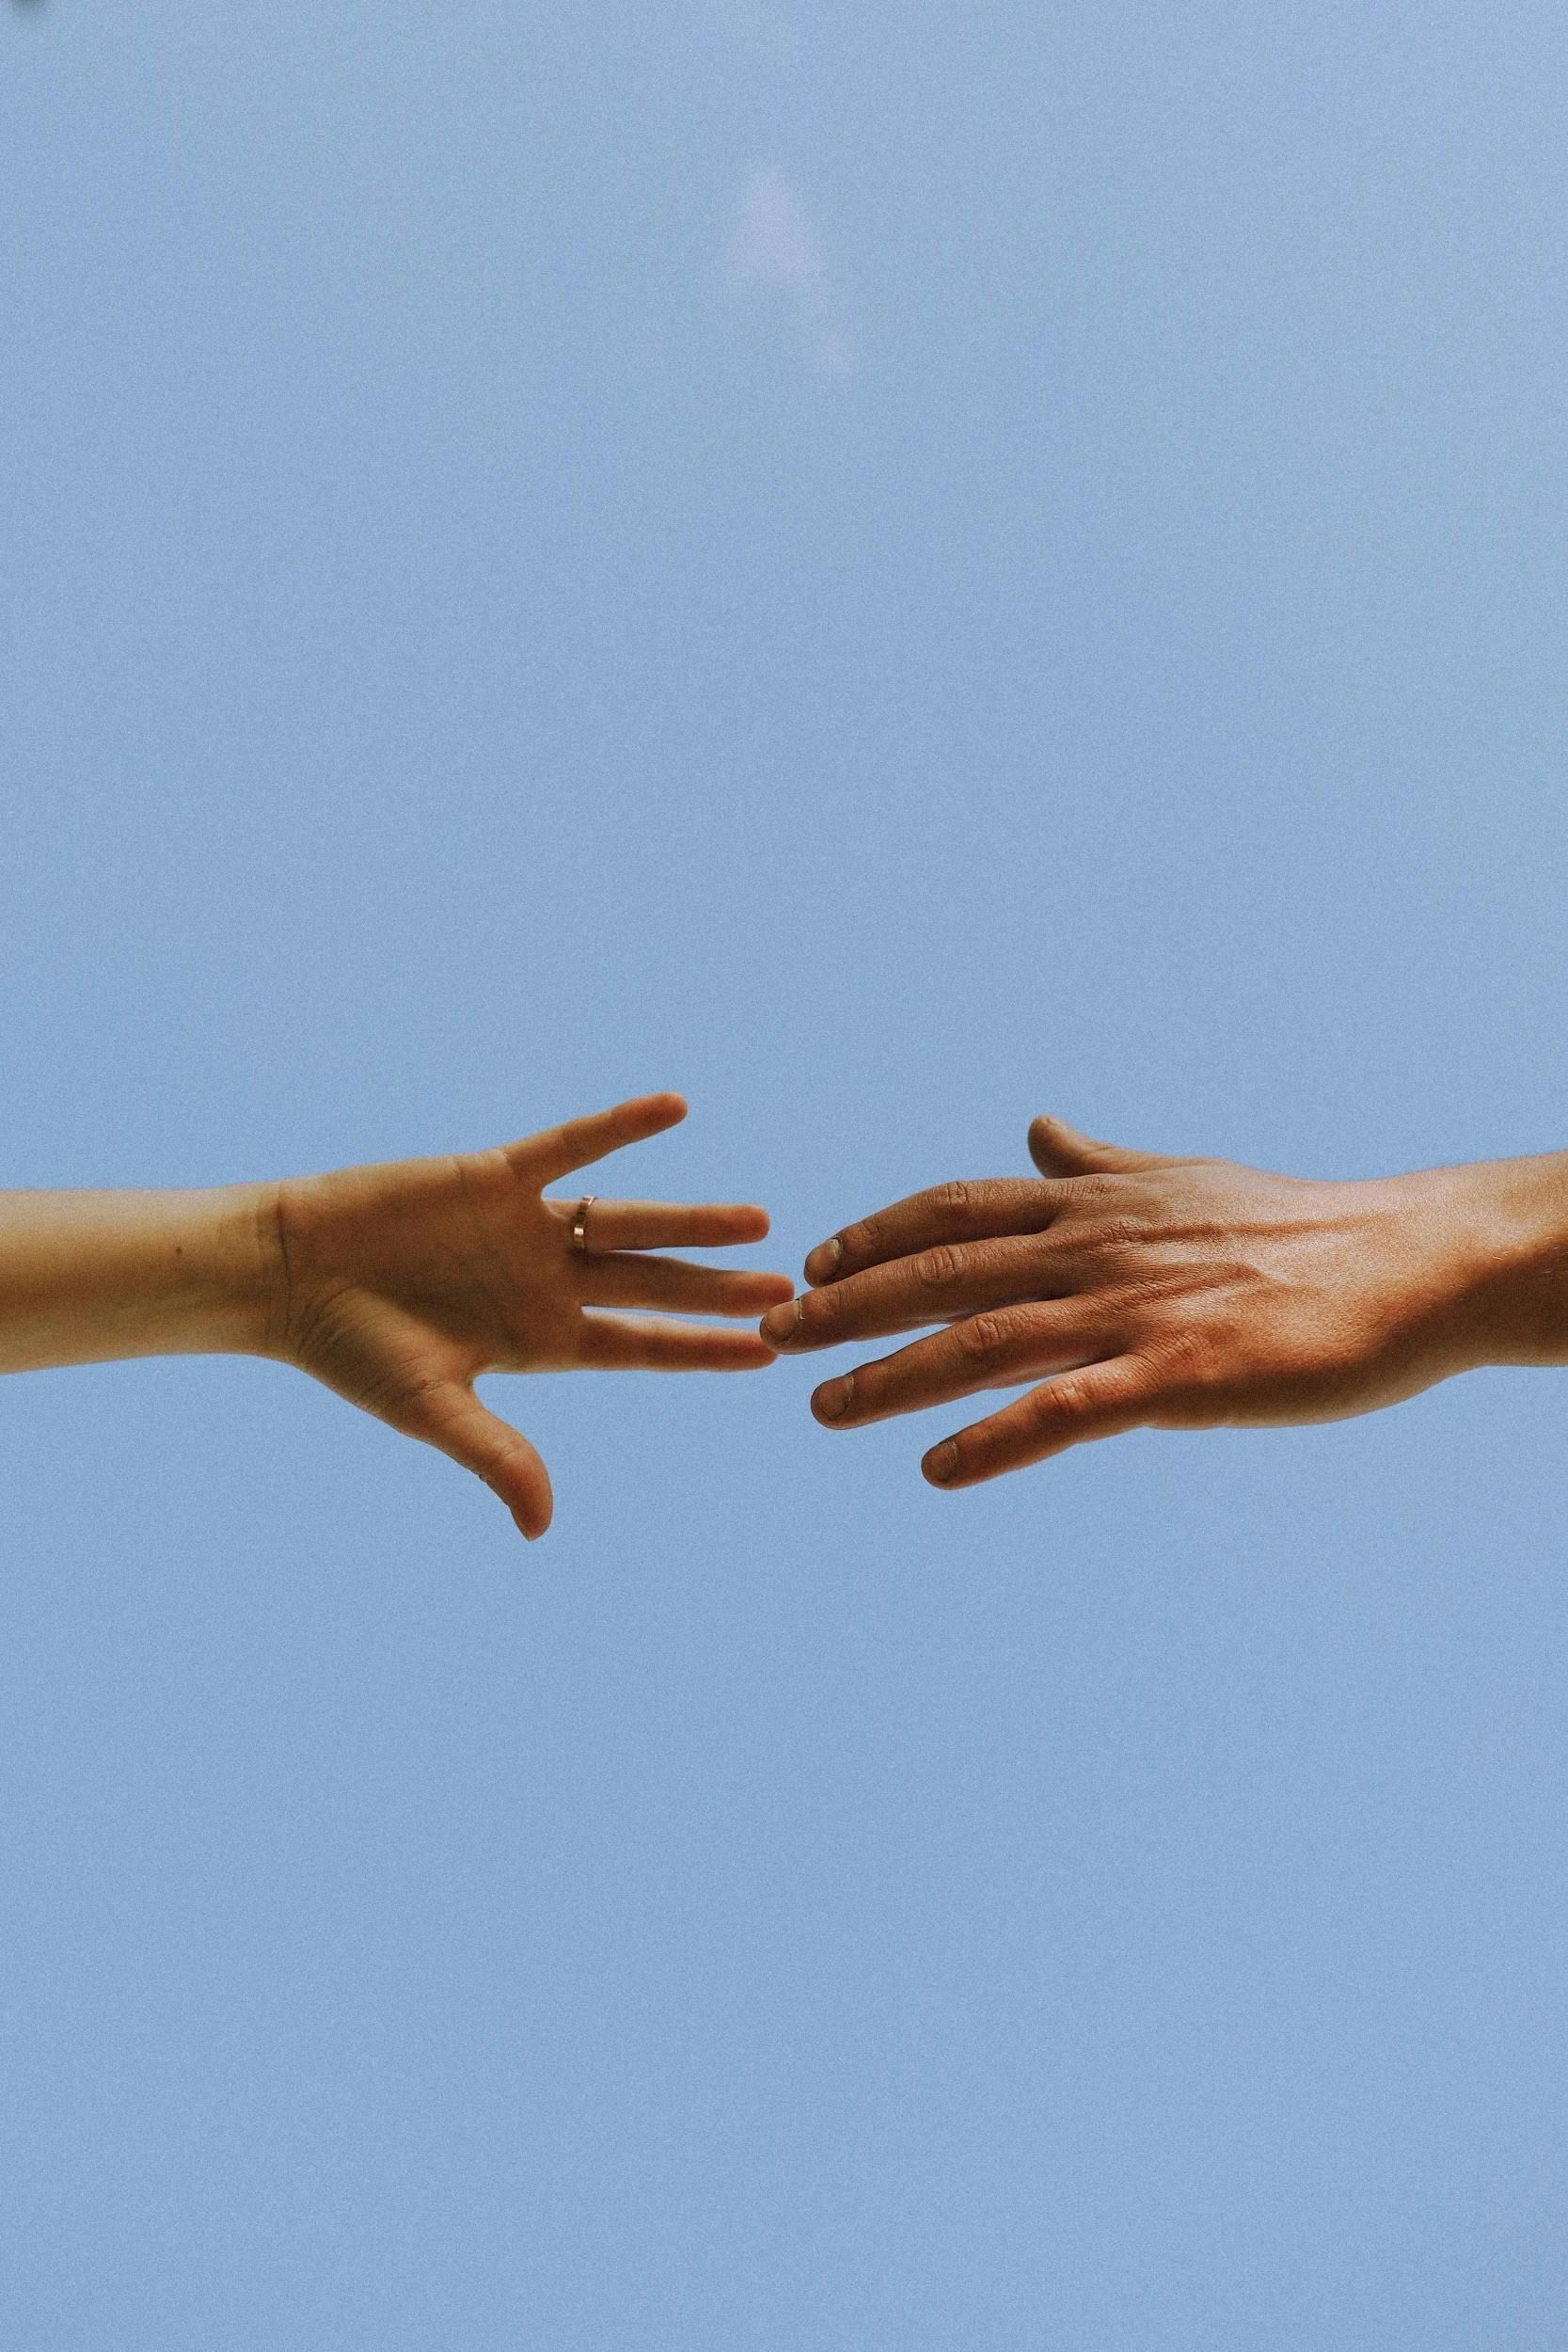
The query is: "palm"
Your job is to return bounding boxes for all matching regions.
[269,1094,792,1539]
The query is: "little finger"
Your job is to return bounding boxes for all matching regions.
[922,1359,1150,1488]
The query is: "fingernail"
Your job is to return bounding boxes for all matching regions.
[813,1375,853,1423]
[761,1298,801,1344]
[924,1440,959,1486]
[804,1236,843,1284]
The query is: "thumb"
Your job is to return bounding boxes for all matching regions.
[1027,1113,1172,1179]
[402,1379,555,1542]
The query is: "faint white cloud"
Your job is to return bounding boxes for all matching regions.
[725,165,855,377]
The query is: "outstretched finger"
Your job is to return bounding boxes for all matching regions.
[764,1232,1078,1353]
[545,1197,773,1252]
[921,1359,1150,1489]
[578,1312,782,1372]
[399,1378,555,1540]
[802,1178,1065,1288]
[807,1300,1112,1428]
[515,1093,689,1186]
[580,1254,795,1316]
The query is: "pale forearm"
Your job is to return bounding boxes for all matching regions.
[0,1095,785,1541]
[0,1185,278,1374]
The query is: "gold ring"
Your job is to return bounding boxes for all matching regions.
[571,1195,597,1254]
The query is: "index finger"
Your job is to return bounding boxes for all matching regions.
[511,1093,689,1186]
[804,1178,1066,1286]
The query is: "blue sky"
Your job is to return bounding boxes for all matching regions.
[4,3,1568,2344]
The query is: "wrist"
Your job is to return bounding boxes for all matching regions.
[209,1181,286,1357]
[1418,1153,1568,1371]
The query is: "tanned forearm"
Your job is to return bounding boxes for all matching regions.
[1457,1152,1568,1368]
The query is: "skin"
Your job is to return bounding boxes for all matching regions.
[762,1116,1568,1493]
[0,1092,792,1540]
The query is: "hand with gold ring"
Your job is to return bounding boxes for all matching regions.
[252,1091,792,1539]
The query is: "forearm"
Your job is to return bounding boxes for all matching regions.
[0,1185,279,1374]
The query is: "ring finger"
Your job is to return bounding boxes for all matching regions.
[546,1197,772,1252]
[808,1299,1118,1428]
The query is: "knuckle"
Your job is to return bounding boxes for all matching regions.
[1065,1177,1125,1227]
[796,1282,840,1332]
[1018,1385,1066,1437]
[935,1179,974,1220]
[912,1244,961,1292]
[1067,1223,1146,1281]
[840,1216,879,1264]
[958,1310,1009,1362]
[1026,1372,1097,1432]
[1049,1373,1096,1423]
[1146,1323,1208,1384]
[1084,1212,1145,1254]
